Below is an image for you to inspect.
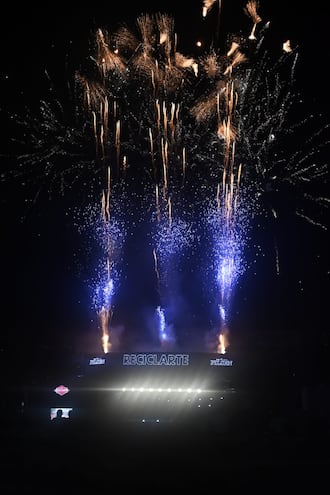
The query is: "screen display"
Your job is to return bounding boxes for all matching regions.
[50,407,73,420]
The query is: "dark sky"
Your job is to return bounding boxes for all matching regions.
[1,1,329,374]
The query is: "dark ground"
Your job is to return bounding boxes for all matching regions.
[2,398,330,493]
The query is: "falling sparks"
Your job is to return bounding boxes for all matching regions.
[283,39,292,53]
[152,202,195,345]
[4,1,329,353]
[202,0,220,18]
[206,173,249,353]
[244,0,262,40]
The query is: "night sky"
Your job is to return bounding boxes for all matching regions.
[1,0,329,381]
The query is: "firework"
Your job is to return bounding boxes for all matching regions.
[74,177,127,352]
[4,1,328,353]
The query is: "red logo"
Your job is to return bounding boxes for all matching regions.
[54,385,70,396]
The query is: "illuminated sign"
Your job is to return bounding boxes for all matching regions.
[209,357,233,366]
[87,352,234,368]
[89,357,106,365]
[54,385,70,396]
[123,353,190,366]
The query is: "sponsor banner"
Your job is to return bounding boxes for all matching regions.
[89,352,233,368]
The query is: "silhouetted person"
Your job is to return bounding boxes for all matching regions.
[53,409,65,422]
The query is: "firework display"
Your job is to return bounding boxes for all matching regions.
[4,1,328,355]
